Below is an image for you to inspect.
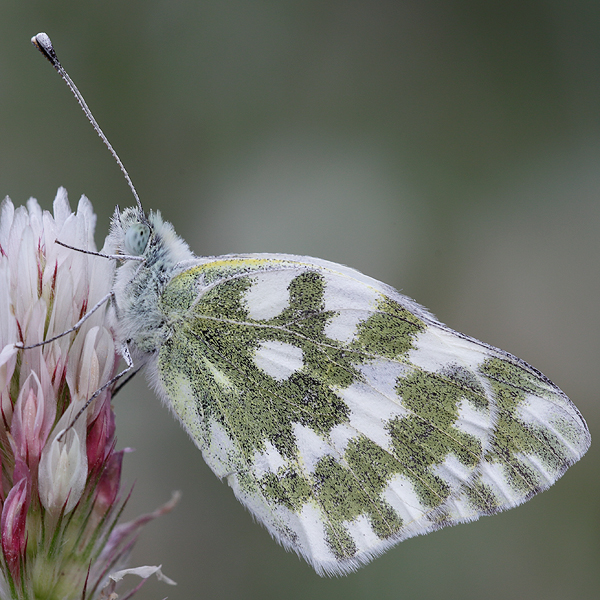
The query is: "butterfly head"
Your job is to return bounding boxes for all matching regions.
[109,205,194,267]
[109,206,151,257]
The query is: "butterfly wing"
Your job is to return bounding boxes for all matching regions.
[151,253,590,575]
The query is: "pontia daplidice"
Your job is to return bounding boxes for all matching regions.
[31,32,590,576]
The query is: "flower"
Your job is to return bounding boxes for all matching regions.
[0,189,175,599]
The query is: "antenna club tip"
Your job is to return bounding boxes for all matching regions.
[31,32,51,48]
[32,32,58,65]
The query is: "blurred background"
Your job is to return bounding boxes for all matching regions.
[1,2,599,599]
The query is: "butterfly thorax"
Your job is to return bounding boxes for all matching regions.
[108,207,195,357]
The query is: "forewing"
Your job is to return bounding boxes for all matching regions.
[154,254,590,575]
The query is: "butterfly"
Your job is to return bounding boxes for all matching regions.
[32,32,591,576]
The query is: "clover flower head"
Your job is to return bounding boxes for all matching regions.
[0,189,175,599]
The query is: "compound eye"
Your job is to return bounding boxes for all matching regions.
[124,223,150,255]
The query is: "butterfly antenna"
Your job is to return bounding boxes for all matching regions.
[32,32,144,213]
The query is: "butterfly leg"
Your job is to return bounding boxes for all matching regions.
[15,290,115,350]
[111,361,145,399]
[58,342,135,441]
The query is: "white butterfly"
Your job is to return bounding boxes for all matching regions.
[33,33,591,576]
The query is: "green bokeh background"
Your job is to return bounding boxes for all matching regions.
[1,2,599,599]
